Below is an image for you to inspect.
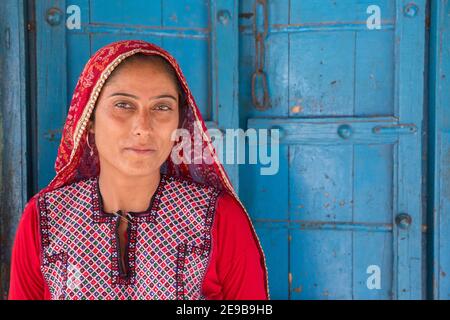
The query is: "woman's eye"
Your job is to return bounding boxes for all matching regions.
[114,102,131,109]
[155,105,171,111]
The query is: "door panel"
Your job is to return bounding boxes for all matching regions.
[239,0,426,299]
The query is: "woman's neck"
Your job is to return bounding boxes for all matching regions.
[98,169,161,213]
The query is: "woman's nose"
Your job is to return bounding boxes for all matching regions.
[133,111,154,136]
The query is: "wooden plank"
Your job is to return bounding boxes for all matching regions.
[355,31,395,116]
[211,0,240,190]
[240,145,289,220]
[289,144,353,222]
[289,31,355,116]
[291,229,352,299]
[393,0,426,300]
[247,116,416,145]
[289,0,395,25]
[89,0,162,25]
[35,0,67,190]
[354,144,393,224]
[429,0,450,299]
[0,0,29,299]
[353,231,393,299]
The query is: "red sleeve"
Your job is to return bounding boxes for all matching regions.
[202,191,269,300]
[8,196,50,300]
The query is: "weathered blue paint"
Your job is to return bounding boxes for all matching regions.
[35,0,67,190]
[248,117,417,145]
[429,0,450,300]
[393,0,426,300]
[0,0,29,299]
[210,0,240,191]
[239,0,426,299]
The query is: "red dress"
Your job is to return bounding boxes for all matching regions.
[8,191,268,300]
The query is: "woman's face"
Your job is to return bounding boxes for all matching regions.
[89,58,180,178]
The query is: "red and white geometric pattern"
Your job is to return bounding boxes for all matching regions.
[38,174,221,300]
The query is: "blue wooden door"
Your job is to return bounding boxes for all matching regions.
[239,0,426,299]
[33,0,427,300]
[34,0,240,190]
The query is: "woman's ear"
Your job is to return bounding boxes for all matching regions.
[88,119,95,134]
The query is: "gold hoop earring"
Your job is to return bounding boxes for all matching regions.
[86,133,94,157]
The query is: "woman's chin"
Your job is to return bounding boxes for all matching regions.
[117,160,160,177]
[123,166,156,177]
[100,152,166,177]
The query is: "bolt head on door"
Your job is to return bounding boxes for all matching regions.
[395,213,412,229]
[46,8,63,26]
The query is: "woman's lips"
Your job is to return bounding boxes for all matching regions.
[125,147,156,155]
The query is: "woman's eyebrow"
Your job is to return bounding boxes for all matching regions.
[109,92,139,99]
[150,94,177,101]
[108,92,177,101]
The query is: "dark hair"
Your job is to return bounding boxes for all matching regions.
[90,53,186,127]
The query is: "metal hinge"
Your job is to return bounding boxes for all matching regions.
[27,21,36,32]
[372,124,417,135]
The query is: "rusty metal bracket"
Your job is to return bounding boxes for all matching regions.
[251,0,271,110]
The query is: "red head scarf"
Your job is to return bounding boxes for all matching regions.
[35,40,269,298]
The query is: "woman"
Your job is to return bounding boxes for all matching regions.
[8,40,269,300]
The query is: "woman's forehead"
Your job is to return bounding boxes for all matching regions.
[112,58,171,79]
[105,56,180,90]
[105,63,178,92]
